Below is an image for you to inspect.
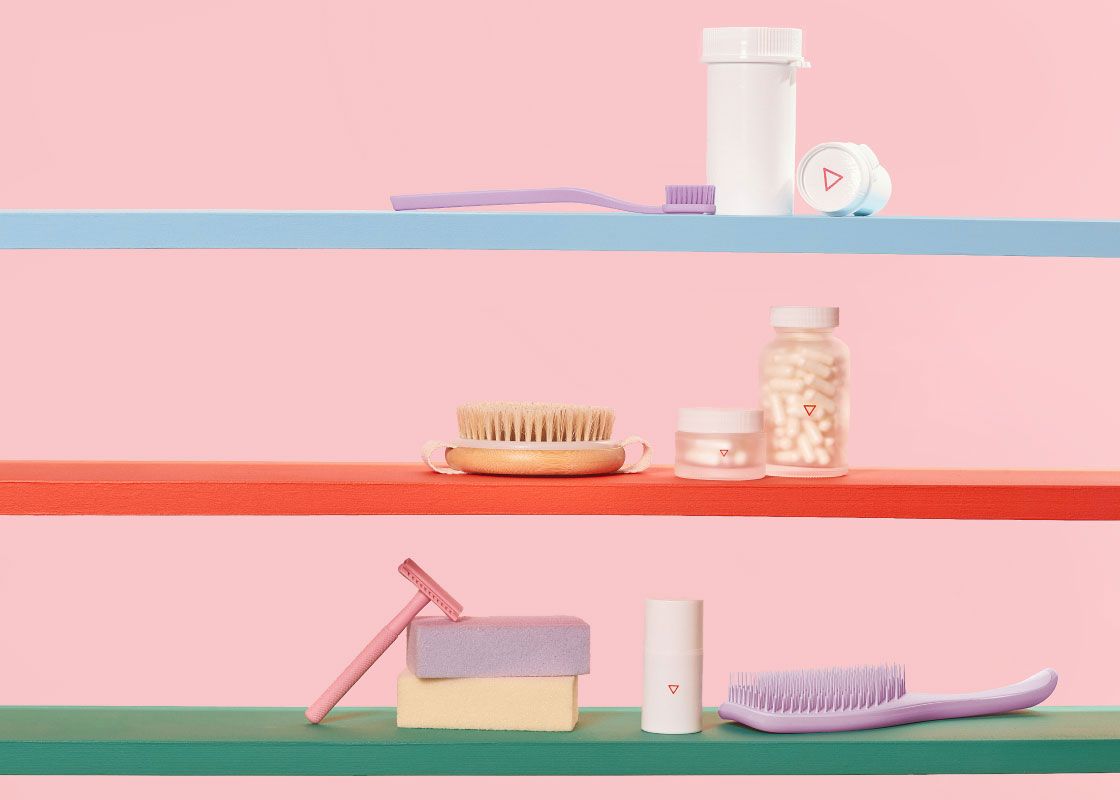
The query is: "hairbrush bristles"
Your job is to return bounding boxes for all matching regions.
[728,664,906,714]
[456,402,616,443]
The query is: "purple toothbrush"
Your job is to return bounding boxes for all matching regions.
[718,664,1059,733]
[391,186,716,214]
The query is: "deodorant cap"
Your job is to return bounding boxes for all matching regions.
[644,598,703,653]
[798,142,891,217]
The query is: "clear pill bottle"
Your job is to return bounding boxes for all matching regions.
[760,306,849,477]
[675,408,765,480]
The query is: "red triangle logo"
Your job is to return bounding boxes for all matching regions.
[668,684,679,695]
[823,168,844,191]
[804,404,817,416]
[719,449,729,457]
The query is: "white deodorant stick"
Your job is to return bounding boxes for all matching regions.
[642,598,703,734]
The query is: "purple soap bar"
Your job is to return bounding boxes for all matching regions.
[406,615,590,678]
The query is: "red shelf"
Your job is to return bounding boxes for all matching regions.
[0,462,1116,519]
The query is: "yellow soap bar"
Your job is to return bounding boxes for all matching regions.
[396,670,578,731]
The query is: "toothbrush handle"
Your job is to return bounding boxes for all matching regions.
[905,668,1059,723]
[305,589,431,724]
[391,188,663,214]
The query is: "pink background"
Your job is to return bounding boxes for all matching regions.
[2,0,1118,797]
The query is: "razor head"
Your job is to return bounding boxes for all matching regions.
[399,558,463,621]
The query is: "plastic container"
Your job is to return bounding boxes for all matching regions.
[675,407,765,480]
[760,306,849,477]
[702,27,810,215]
[798,142,892,216]
[642,598,703,735]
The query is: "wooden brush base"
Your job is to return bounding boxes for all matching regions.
[445,446,626,477]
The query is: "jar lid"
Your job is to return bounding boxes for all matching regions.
[770,306,839,329]
[798,142,878,216]
[701,27,809,66]
[644,598,703,652]
[678,407,762,434]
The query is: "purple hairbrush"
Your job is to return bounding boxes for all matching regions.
[718,664,1058,733]
[391,185,716,214]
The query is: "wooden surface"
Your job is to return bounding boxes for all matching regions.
[0,707,1116,775]
[1,211,1118,257]
[1,462,1118,518]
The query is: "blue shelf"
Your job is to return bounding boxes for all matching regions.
[0,211,1116,256]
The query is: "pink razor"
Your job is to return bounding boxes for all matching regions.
[305,558,463,724]
[391,185,716,214]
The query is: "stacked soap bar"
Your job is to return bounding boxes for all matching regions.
[397,615,590,732]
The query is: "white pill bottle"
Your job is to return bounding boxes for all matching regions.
[703,27,810,215]
[760,307,849,477]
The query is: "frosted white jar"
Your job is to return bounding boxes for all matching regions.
[760,306,849,477]
[675,407,765,481]
[703,27,810,215]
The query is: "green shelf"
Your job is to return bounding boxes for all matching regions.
[1,707,1117,775]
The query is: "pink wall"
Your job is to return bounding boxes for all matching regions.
[1,1,1118,797]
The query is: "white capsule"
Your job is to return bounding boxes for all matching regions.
[775,436,793,450]
[773,450,799,463]
[768,394,786,426]
[772,350,806,366]
[797,434,815,462]
[800,360,832,379]
[809,377,837,397]
[815,446,831,465]
[807,394,836,415]
[818,418,832,432]
[824,437,835,448]
[764,363,795,378]
[802,418,823,445]
[768,378,804,393]
[798,347,836,366]
[784,418,800,437]
[732,450,748,466]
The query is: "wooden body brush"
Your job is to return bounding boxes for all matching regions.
[422,402,652,476]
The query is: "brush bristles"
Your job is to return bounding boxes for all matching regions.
[727,664,906,714]
[456,402,616,443]
[665,184,715,206]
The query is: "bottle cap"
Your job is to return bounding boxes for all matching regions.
[677,407,762,434]
[644,598,703,652]
[798,142,890,216]
[702,27,809,66]
[770,306,840,329]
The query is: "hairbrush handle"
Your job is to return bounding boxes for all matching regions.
[903,668,1059,723]
[305,589,431,724]
[718,668,1059,733]
[391,188,664,214]
[421,440,465,475]
[617,436,654,474]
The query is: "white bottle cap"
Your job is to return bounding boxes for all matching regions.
[644,598,703,653]
[798,142,890,216]
[770,306,840,329]
[702,27,808,66]
[678,407,762,434]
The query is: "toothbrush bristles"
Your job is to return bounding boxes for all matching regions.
[664,184,715,206]
[727,664,906,714]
